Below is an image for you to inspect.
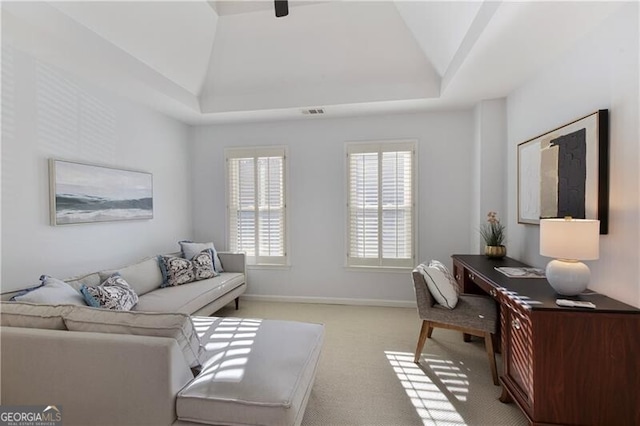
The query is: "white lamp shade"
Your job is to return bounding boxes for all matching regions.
[539,219,600,260]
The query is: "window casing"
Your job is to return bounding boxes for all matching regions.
[346,141,416,268]
[226,147,288,266]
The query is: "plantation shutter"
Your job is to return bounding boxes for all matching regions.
[227,147,287,265]
[347,142,415,268]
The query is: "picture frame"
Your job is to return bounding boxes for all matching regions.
[517,110,609,234]
[49,159,153,225]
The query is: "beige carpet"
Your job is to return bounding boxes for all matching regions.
[217,300,528,426]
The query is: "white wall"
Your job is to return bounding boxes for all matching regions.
[1,45,193,291]
[506,3,639,307]
[472,99,507,253]
[191,111,474,305]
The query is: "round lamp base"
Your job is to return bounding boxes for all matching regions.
[545,259,590,296]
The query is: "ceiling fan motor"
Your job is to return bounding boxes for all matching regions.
[275,0,288,18]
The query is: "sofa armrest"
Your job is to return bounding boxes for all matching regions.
[218,252,246,274]
[1,327,193,425]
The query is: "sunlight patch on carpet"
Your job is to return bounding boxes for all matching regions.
[386,351,467,426]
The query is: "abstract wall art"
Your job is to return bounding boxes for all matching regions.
[50,159,153,225]
[517,110,609,234]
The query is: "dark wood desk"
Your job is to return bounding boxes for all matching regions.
[452,254,640,426]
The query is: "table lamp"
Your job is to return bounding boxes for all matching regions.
[539,218,600,296]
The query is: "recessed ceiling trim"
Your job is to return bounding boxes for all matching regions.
[441,0,502,93]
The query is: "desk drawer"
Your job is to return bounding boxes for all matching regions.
[466,270,499,300]
[502,299,534,412]
[452,259,498,296]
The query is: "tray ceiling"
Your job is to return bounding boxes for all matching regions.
[1,1,626,124]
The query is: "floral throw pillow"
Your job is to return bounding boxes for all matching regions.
[158,250,218,288]
[80,274,139,311]
[179,241,224,273]
[192,250,218,281]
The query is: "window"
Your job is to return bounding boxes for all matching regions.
[226,147,287,266]
[346,141,416,268]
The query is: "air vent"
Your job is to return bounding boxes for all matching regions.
[302,108,325,115]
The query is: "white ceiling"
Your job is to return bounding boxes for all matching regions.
[1,1,627,124]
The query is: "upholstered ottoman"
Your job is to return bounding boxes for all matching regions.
[175,316,324,426]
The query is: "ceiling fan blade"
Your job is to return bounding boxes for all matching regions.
[275,0,288,17]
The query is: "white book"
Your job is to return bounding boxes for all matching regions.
[494,266,546,278]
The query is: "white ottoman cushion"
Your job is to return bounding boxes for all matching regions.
[177,316,324,426]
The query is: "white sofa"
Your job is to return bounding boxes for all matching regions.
[1,309,324,426]
[62,251,248,316]
[0,252,325,426]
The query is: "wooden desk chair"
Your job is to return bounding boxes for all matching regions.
[412,268,499,385]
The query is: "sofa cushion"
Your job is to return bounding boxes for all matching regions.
[177,317,324,426]
[63,306,204,369]
[135,273,244,314]
[80,275,139,311]
[12,276,86,306]
[64,272,102,291]
[158,251,218,288]
[0,301,72,330]
[179,241,224,273]
[98,257,163,296]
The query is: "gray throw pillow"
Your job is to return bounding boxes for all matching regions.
[80,274,139,311]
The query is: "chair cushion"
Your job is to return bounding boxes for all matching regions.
[440,294,498,334]
[177,317,324,426]
[416,263,458,309]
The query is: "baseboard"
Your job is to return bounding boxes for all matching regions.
[241,294,417,308]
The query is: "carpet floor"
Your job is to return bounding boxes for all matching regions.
[217,300,528,426]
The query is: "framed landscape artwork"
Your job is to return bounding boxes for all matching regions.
[50,159,153,225]
[517,110,609,234]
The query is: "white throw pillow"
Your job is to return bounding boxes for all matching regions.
[12,276,86,306]
[428,260,460,296]
[63,306,205,369]
[417,264,459,309]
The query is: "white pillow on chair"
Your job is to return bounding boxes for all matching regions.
[428,260,459,294]
[417,263,459,309]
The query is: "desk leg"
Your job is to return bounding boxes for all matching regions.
[499,386,513,404]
